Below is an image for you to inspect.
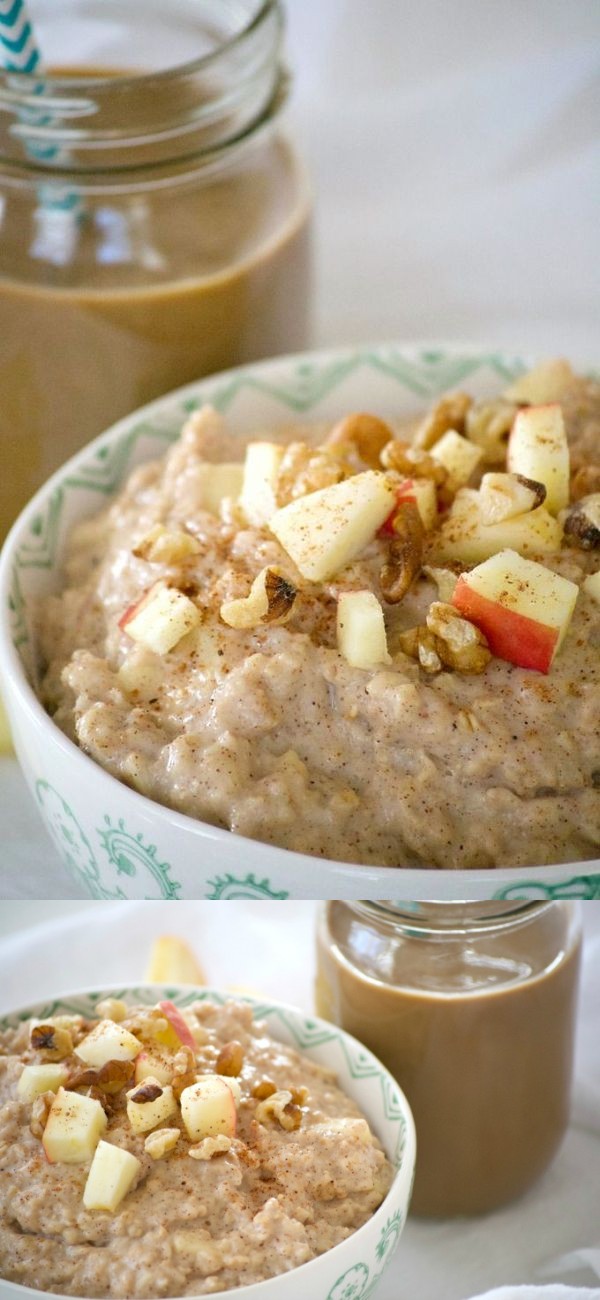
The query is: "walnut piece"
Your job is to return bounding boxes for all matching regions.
[380,501,424,603]
[276,441,347,504]
[412,392,472,450]
[464,399,517,464]
[95,999,128,1024]
[325,412,395,469]
[380,440,448,486]
[216,1041,244,1077]
[252,1078,277,1100]
[30,1023,73,1062]
[67,1058,136,1096]
[188,1134,232,1160]
[220,566,297,629]
[30,1091,54,1138]
[570,464,600,501]
[145,1127,181,1160]
[255,1088,302,1131]
[133,525,202,564]
[399,602,491,674]
[563,495,600,549]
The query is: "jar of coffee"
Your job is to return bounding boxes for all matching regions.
[0,0,312,538]
[316,901,582,1217]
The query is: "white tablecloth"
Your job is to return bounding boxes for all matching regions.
[1,901,600,1300]
[1,0,600,893]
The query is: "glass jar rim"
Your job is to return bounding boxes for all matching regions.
[0,0,286,182]
[352,900,553,938]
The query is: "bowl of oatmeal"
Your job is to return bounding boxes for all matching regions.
[0,343,598,900]
[0,986,415,1300]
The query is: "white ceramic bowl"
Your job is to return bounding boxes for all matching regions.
[0,342,598,900]
[0,984,416,1300]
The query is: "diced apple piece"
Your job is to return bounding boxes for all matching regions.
[583,571,600,603]
[194,463,244,516]
[239,442,285,527]
[507,405,570,515]
[214,1076,242,1106]
[157,1001,197,1051]
[430,430,483,491]
[452,549,579,673]
[379,478,437,535]
[479,472,546,524]
[118,646,165,700]
[134,1048,175,1087]
[269,471,395,582]
[17,1063,69,1102]
[75,1020,142,1069]
[429,493,563,566]
[83,1140,141,1212]
[504,358,574,406]
[126,1078,177,1135]
[132,525,202,565]
[336,591,391,669]
[180,1077,237,1142]
[42,1088,107,1164]
[119,583,200,655]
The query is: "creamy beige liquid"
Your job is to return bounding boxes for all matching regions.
[0,70,312,538]
[316,903,581,1217]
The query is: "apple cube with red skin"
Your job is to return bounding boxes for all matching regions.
[134,1047,175,1087]
[452,549,579,674]
[180,1076,237,1142]
[507,404,569,515]
[157,1001,197,1051]
[119,583,200,656]
[378,479,437,535]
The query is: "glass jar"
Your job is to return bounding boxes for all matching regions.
[0,0,312,538]
[316,901,582,1217]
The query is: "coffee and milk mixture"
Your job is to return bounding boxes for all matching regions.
[0,999,393,1297]
[39,368,600,869]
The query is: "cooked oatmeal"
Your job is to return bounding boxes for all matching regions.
[39,362,600,868]
[0,999,393,1297]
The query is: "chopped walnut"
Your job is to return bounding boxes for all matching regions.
[464,399,517,464]
[220,566,297,629]
[399,602,491,675]
[133,524,202,565]
[188,1134,232,1160]
[30,1023,73,1062]
[255,1089,302,1131]
[571,464,600,501]
[563,495,600,549]
[412,392,472,450]
[67,1058,135,1096]
[144,1127,181,1160]
[129,1081,164,1104]
[380,501,424,603]
[30,1091,54,1138]
[216,1041,244,1077]
[325,412,395,469]
[171,1071,198,1103]
[380,440,448,486]
[275,441,347,504]
[252,1078,277,1100]
[422,565,459,603]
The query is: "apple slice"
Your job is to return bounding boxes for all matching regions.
[379,478,437,535]
[269,470,396,582]
[134,1048,175,1087]
[119,583,200,656]
[429,490,562,566]
[430,430,483,491]
[478,472,546,524]
[583,571,600,603]
[180,1077,237,1142]
[17,1063,69,1102]
[507,404,569,515]
[126,1078,177,1135]
[145,936,206,985]
[504,358,574,405]
[42,1088,107,1164]
[193,462,244,516]
[157,1000,197,1051]
[83,1140,141,1212]
[239,442,285,527]
[75,1020,142,1069]
[452,549,579,673]
[336,591,391,669]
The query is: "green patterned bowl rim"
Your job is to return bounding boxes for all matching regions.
[0,984,417,1300]
[0,340,598,897]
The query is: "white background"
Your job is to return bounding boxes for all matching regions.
[0,901,600,1300]
[1,0,600,887]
